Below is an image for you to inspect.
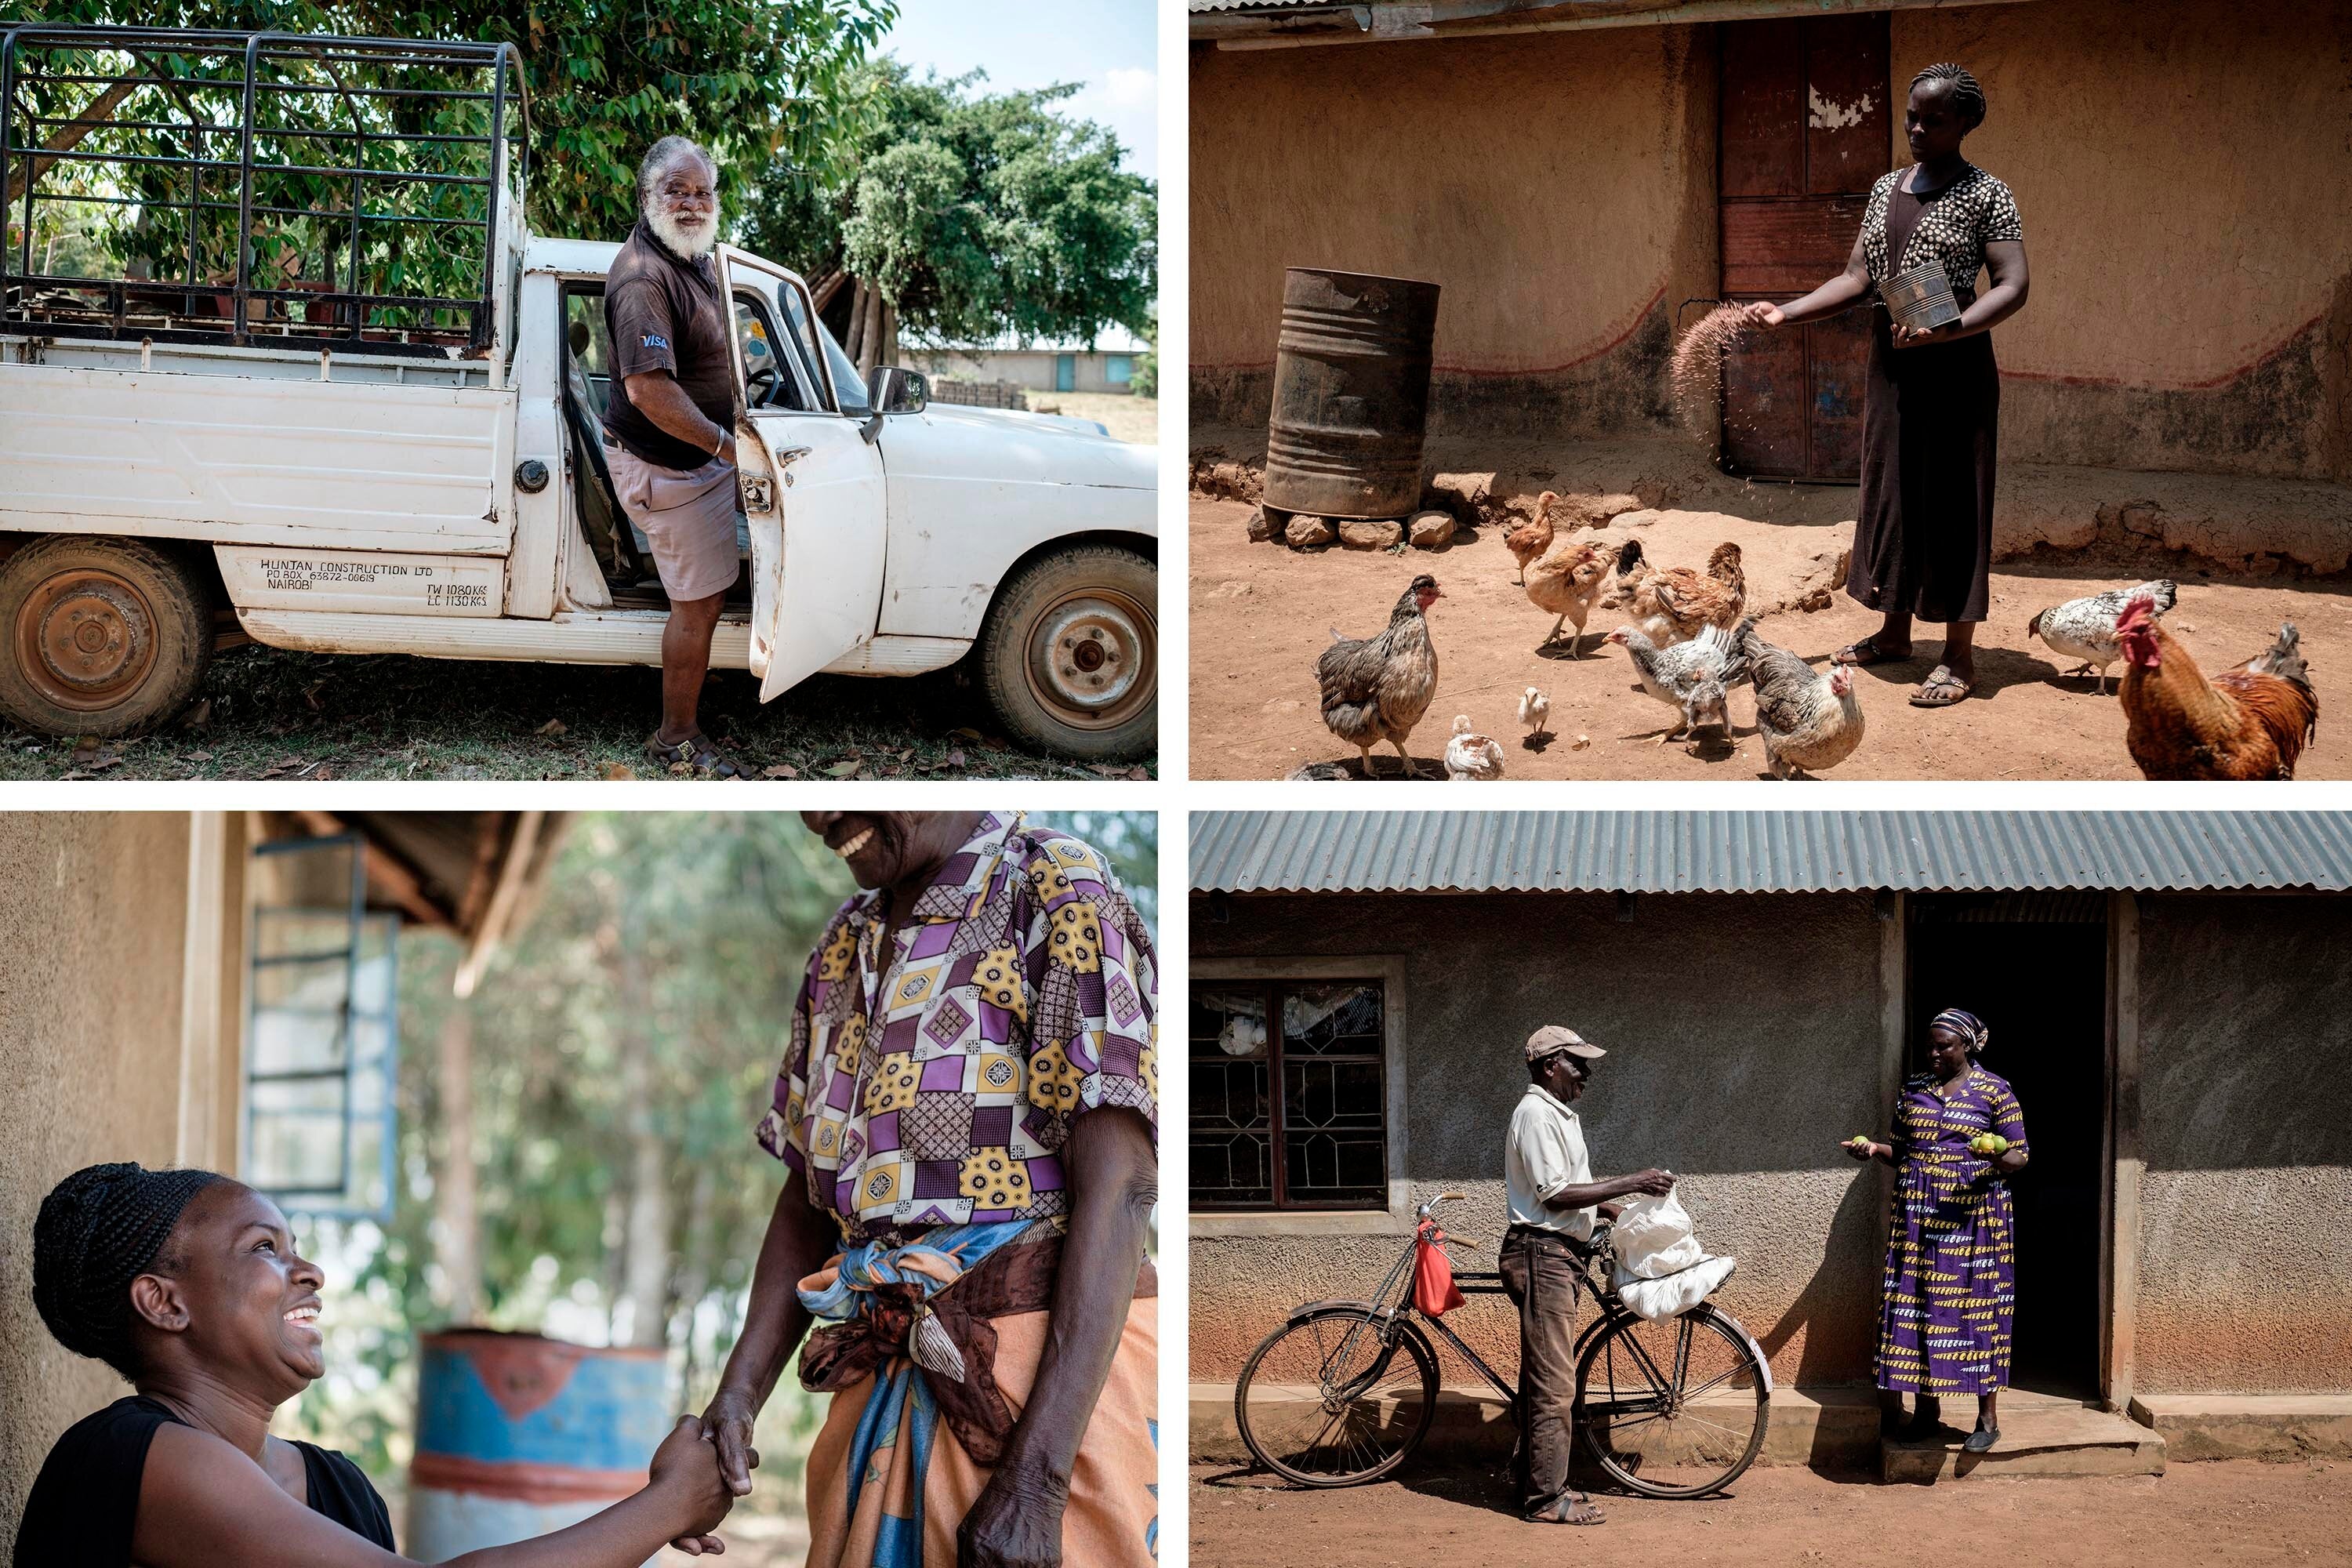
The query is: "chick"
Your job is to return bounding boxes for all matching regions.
[1607,619,1744,744]
[1518,685,1551,742]
[1443,715,1505,779]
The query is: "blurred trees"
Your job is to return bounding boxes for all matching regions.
[285,809,1154,1497]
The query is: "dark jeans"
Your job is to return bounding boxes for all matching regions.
[1498,1224,1584,1515]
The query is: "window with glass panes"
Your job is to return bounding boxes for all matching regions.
[1190,979,1387,1210]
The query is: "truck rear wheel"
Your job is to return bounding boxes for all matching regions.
[976,543,1156,763]
[0,536,215,738]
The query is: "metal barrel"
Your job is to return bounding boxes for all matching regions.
[1265,267,1442,519]
[407,1330,670,1565]
[1883,262,1962,332]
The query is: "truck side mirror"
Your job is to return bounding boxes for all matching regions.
[866,365,928,415]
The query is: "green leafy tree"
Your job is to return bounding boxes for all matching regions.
[735,59,1156,376]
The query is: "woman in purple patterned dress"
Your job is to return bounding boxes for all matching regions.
[1842,1008,2030,1453]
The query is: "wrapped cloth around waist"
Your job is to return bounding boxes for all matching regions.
[797,1221,1156,1465]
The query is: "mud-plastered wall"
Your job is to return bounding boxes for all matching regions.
[1898,0,2352,481]
[1189,891,1886,1390]
[2132,895,2352,1392]
[1188,26,1717,441]
[0,815,198,1540]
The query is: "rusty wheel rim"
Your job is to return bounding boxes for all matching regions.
[1022,586,1154,733]
[14,567,159,713]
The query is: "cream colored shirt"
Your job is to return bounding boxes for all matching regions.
[1506,1082,1595,1240]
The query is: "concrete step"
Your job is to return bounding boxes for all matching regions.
[2129,1393,2352,1462]
[1881,1400,2165,1483]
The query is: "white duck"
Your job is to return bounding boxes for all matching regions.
[1443,714,1506,780]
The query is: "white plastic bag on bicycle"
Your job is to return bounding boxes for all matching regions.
[1609,1190,1704,1279]
[1616,1255,1737,1320]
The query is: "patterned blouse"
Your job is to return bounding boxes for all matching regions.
[1859,162,2023,306]
[758,812,1158,1242]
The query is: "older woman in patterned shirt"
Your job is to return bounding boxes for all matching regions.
[1741,63,2031,710]
[688,811,1158,1568]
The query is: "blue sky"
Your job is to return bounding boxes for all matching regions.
[878,0,1159,180]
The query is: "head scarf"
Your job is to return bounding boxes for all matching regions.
[1930,1007,1990,1057]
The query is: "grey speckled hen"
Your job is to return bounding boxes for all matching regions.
[1318,575,1442,777]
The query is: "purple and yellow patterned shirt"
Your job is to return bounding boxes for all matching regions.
[757,812,1158,1241]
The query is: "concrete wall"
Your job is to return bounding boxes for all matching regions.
[1187,25,1718,442]
[0,813,243,1545]
[1898,0,2352,482]
[1190,0,2352,481]
[915,348,1140,394]
[1190,891,1890,1390]
[2133,895,2352,1392]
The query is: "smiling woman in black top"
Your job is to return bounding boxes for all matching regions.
[15,1163,736,1568]
[1740,63,2031,710]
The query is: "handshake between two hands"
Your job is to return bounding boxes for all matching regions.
[651,1397,762,1558]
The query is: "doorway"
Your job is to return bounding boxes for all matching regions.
[1716,13,1889,481]
[1907,892,2110,1399]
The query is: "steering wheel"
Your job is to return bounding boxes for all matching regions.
[745,358,783,409]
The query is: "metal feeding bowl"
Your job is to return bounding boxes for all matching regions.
[1883,262,1962,333]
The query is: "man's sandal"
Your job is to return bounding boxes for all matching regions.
[1529,1493,1606,1526]
[1908,666,1974,707]
[1833,635,1912,667]
[644,731,744,779]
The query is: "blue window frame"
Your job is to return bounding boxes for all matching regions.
[245,835,399,1220]
[1105,354,1133,386]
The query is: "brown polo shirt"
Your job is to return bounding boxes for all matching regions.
[602,220,738,471]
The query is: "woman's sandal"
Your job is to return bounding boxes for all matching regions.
[1530,1493,1606,1526]
[644,731,744,779]
[1962,1425,2001,1454]
[1834,634,1913,667]
[1908,666,1974,707]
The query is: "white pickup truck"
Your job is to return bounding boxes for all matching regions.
[0,27,1156,759]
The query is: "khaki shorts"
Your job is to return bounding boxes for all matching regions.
[604,440,744,601]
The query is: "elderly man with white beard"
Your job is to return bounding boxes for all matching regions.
[601,134,749,777]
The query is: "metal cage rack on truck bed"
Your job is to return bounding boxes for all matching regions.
[0,25,528,359]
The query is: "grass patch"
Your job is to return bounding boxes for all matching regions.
[0,645,1156,781]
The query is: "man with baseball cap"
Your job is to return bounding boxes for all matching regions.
[1501,1025,1675,1526]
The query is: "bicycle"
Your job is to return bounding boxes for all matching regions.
[1232,1192,1773,1498]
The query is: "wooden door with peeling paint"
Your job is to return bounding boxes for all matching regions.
[1717,14,1889,481]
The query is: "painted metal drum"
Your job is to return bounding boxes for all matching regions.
[1265,267,1442,519]
[408,1330,670,1565]
[1883,262,1962,333]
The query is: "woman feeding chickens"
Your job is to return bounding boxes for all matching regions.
[1844,1009,2030,1453]
[1739,62,2029,710]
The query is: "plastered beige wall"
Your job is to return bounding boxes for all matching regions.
[1191,0,2352,479]
[0,814,242,1544]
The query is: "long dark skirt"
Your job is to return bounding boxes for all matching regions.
[1846,305,1999,625]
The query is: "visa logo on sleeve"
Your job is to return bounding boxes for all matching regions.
[641,333,670,350]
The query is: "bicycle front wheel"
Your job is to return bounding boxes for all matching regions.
[1234,1305,1439,1486]
[1574,1302,1770,1498]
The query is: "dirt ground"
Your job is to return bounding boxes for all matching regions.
[1189,495,2352,781]
[1030,390,1158,445]
[1189,1458,2352,1567]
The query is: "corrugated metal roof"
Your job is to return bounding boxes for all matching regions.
[1189,1,1339,10]
[1191,812,2352,895]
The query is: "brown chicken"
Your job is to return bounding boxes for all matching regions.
[1614,539,1745,645]
[2117,594,2318,780]
[1524,539,1611,655]
[1318,574,1443,776]
[1504,492,1559,585]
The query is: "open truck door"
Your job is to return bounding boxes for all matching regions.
[715,246,887,700]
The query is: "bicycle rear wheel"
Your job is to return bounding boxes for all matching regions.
[1573,1302,1769,1498]
[1234,1305,1439,1486]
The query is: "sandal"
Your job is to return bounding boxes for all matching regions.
[1908,666,1974,707]
[1834,634,1912,667]
[1962,1425,2001,1454]
[644,731,744,779]
[1528,1493,1606,1526]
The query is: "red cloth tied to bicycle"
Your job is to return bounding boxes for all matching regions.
[1413,1219,1465,1316]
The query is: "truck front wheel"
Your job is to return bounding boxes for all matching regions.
[977,544,1156,763]
[0,536,216,738]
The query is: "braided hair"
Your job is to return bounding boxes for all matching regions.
[31,1162,223,1380]
[1911,63,1987,130]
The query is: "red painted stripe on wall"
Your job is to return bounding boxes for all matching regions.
[409,1452,646,1504]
